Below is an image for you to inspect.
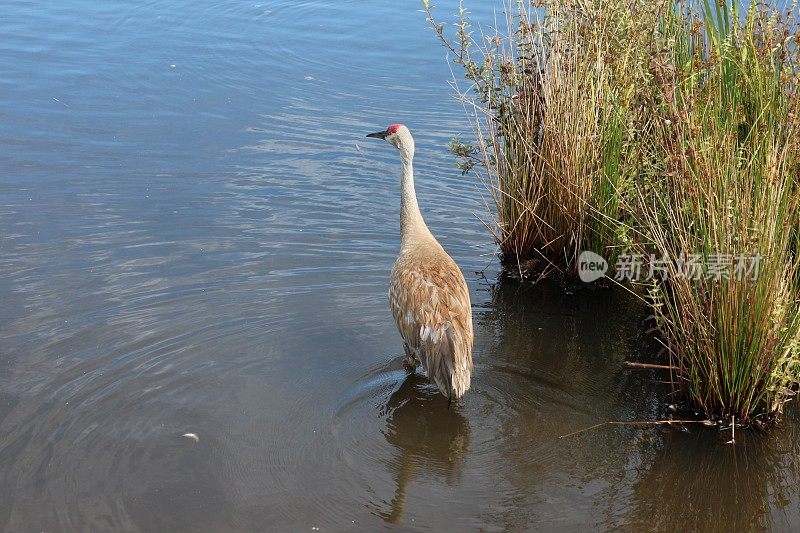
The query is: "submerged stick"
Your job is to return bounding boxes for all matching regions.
[559,419,714,439]
[726,415,736,445]
[623,361,680,371]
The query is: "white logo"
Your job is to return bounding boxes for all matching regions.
[578,250,608,282]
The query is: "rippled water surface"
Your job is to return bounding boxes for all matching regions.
[1,1,799,531]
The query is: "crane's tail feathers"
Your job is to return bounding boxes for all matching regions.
[426,324,472,402]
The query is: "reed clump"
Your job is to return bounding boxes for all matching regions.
[427,0,800,425]
[425,0,653,277]
[642,1,800,425]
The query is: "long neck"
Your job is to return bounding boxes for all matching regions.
[399,151,428,244]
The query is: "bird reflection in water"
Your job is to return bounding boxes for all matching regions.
[378,372,470,524]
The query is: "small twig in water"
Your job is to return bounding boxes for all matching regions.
[623,361,680,371]
[726,415,736,445]
[559,419,714,439]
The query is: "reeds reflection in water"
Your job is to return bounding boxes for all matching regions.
[625,405,800,532]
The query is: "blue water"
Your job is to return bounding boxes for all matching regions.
[1,1,798,531]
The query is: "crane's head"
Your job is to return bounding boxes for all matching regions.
[366,123,414,156]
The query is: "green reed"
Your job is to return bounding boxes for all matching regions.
[641,0,800,424]
[426,0,800,425]
[425,0,652,277]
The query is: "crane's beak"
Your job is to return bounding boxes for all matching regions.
[366,130,388,139]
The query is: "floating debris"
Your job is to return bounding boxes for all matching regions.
[182,433,199,443]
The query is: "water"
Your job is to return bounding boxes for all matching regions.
[1,1,798,531]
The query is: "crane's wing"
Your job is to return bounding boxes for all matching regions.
[389,258,473,398]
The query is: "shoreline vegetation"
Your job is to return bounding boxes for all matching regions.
[424,0,800,428]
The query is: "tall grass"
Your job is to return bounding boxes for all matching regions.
[642,1,800,424]
[425,0,652,276]
[427,0,800,425]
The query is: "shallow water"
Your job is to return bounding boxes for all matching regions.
[1,1,798,531]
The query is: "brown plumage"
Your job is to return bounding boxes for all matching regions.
[366,123,473,401]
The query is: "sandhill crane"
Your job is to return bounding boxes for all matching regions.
[366,123,473,404]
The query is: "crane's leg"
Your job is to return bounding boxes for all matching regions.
[402,344,417,373]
